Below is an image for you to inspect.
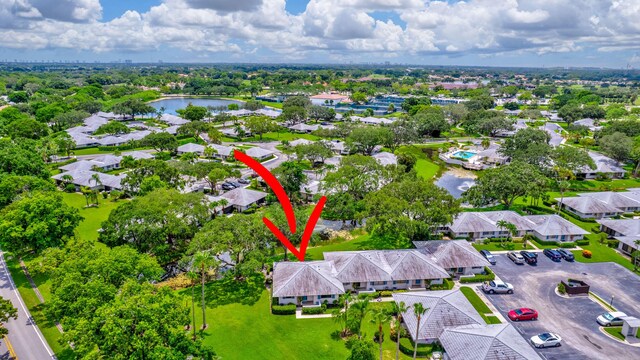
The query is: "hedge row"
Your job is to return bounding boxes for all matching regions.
[459,267,495,284]
[301,305,326,315]
[398,339,432,358]
[576,239,590,246]
[560,209,597,223]
[271,304,296,315]
[430,278,454,291]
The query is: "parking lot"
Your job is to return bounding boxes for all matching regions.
[480,253,640,360]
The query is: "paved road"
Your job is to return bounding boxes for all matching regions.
[484,254,640,360]
[0,252,55,360]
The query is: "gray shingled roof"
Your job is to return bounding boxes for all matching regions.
[578,191,640,210]
[218,187,267,207]
[392,290,484,341]
[289,138,315,147]
[582,151,626,174]
[439,324,543,360]
[52,170,122,189]
[323,250,450,283]
[448,211,533,234]
[597,219,640,248]
[245,147,275,158]
[524,215,589,236]
[414,240,490,269]
[557,196,621,214]
[372,152,397,166]
[272,261,345,297]
[177,143,205,153]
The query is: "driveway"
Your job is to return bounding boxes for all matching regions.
[481,254,640,360]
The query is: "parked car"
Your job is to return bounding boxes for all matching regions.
[508,307,538,321]
[530,333,562,348]
[597,311,627,327]
[482,280,514,294]
[556,248,574,261]
[543,249,562,262]
[221,183,236,190]
[480,250,496,265]
[237,178,250,184]
[507,251,525,264]
[519,251,538,265]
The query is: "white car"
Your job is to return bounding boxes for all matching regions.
[597,311,627,327]
[507,251,525,264]
[482,280,514,294]
[530,332,562,348]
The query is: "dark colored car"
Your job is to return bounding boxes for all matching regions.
[520,251,538,265]
[237,178,250,184]
[480,250,496,265]
[221,182,236,190]
[508,307,538,322]
[556,248,575,261]
[543,249,562,262]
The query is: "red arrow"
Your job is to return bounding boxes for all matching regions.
[234,150,326,261]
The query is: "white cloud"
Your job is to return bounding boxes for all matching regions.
[0,0,639,62]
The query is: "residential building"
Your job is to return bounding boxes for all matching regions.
[578,191,640,213]
[272,261,345,306]
[323,250,450,292]
[177,143,205,155]
[245,147,275,160]
[310,93,350,106]
[413,240,490,276]
[439,324,542,360]
[597,219,640,256]
[556,196,623,219]
[372,152,397,166]
[52,170,123,191]
[524,214,589,242]
[577,152,626,179]
[392,290,484,343]
[208,188,267,213]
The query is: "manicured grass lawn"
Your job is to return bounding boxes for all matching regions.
[529,239,558,250]
[5,255,74,359]
[472,242,526,251]
[459,286,502,325]
[568,178,640,192]
[192,275,414,360]
[225,132,321,143]
[415,159,440,179]
[60,192,124,240]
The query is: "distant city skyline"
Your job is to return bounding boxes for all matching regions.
[1,0,639,68]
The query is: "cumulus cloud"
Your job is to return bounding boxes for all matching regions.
[0,0,639,62]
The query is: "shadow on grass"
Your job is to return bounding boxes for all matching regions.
[203,272,264,308]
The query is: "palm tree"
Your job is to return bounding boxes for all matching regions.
[496,220,508,247]
[392,301,408,360]
[557,180,571,214]
[193,251,217,330]
[90,173,102,205]
[412,303,428,359]
[204,146,218,159]
[505,222,518,242]
[632,240,640,272]
[332,293,353,337]
[187,270,198,340]
[60,174,74,189]
[350,298,370,338]
[370,307,391,360]
[481,138,490,149]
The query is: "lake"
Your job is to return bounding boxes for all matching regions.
[435,169,477,199]
[150,97,243,114]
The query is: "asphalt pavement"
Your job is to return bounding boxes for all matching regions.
[0,252,55,360]
[483,253,640,360]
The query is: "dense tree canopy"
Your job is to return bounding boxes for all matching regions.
[0,191,82,254]
[99,189,209,264]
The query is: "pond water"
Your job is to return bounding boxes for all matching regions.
[150,97,243,114]
[435,170,477,199]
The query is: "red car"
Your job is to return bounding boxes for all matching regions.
[508,308,538,321]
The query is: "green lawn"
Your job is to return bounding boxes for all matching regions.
[568,178,640,192]
[225,132,321,143]
[459,286,502,325]
[415,159,441,179]
[395,144,446,179]
[305,232,414,261]
[529,239,558,250]
[60,192,124,240]
[191,277,414,360]
[603,327,626,341]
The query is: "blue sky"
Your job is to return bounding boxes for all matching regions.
[1,0,639,68]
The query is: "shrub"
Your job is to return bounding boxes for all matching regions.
[358,292,377,300]
[373,330,384,343]
[606,240,620,248]
[380,290,393,297]
[557,282,566,295]
[430,278,454,290]
[154,151,172,160]
[576,239,590,246]
[398,338,431,357]
[459,267,495,283]
[272,304,296,315]
[64,183,76,192]
[302,306,326,315]
[558,242,576,248]
[582,250,592,259]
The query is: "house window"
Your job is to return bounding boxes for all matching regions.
[282,296,295,299]
[319,295,333,299]
[415,280,421,285]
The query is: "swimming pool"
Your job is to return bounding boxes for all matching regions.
[452,151,477,160]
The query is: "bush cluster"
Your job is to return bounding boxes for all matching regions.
[271,304,296,315]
